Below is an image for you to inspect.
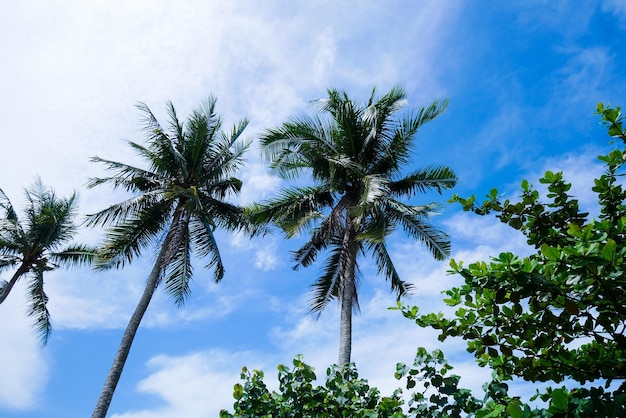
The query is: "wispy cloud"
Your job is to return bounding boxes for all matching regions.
[602,0,626,28]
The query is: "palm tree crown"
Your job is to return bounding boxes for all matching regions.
[87,97,249,302]
[250,86,457,365]
[0,179,95,344]
[88,97,249,418]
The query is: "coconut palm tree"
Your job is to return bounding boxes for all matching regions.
[250,86,457,365]
[87,97,249,418]
[0,179,95,344]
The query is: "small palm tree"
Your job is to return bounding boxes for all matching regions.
[250,86,457,365]
[87,97,249,418]
[0,179,95,344]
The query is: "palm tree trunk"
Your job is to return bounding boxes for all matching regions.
[0,263,29,305]
[338,221,358,366]
[92,237,172,418]
[338,273,356,366]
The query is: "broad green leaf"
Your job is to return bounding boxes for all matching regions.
[506,400,523,418]
[549,388,568,412]
[602,238,616,260]
[540,243,560,261]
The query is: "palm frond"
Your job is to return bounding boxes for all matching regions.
[411,98,449,130]
[24,179,79,252]
[162,213,193,306]
[136,101,164,133]
[205,177,243,200]
[356,212,391,243]
[0,220,24,252]
[371,98,449,175]
[27,269,51,345]
[0,257,19,274]
[136,102,187,179]
[204,133,250,181]
[357,175,389,206]
[248,186,334,237]
[389,166,457,197]
[0,188,18,222]
[308,243,342,313]
[49,245,99,268]
[191,215,224,282]
[85,190,164,227]
[185,105,218,176]
[361,86,407,158]
[199,196,245,231]
[261,116,336,180]
[292,209,344,269]
[165,99,186,147]
[96,200,173,269]
[368,241,413,299]
[87,155,163,193]
[386,200,450,260]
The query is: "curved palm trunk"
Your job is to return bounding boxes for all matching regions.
[338,221,358,366]
[0,263,29,305]
[92,239,171,418]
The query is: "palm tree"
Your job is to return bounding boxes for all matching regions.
[0,179,95,344]
[250,86,457,365]
[87,97,249,418]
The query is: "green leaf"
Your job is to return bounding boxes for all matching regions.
[233,383,244,400]
[506,400,523,418]
[540,243,560,261]
[601,238,616,261]
[608,125,623,137]
[520,179,530,191]
[549,388,568,412]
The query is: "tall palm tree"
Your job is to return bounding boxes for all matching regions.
[87,97,249,418]
[250,86,457,365]
[0,179,95,344]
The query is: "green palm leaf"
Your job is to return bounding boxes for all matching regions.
[49,245,99,267]
[308,242,342,313]
[192,215,225,282]
[385,200,450,260]
[389,166,457,196]
[369,241,413,299]
[27,269,52,345]
[162,213,193,306]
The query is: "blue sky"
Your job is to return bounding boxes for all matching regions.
[1,1,626,416]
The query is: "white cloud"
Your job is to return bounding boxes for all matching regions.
[46,266,148,330]
[238,162,282,205]
[554,46,614,108]
[313,27,336,86]
[444,211,530,253]
[109,350,254,418]
[0,281,49,410]
[254,243,280,271]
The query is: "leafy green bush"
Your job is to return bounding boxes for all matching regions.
[403,103,626,416]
